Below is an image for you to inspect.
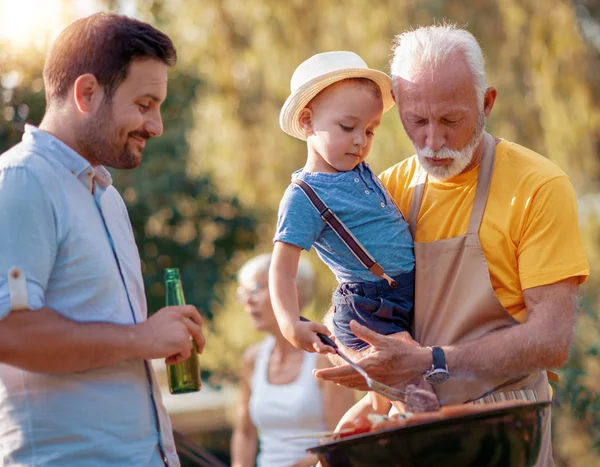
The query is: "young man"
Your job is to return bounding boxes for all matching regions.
[0,13,204,466]
[315,24,589,467]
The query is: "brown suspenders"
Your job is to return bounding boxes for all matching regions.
[292,178,397,288]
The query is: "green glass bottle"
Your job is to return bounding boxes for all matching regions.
[164,267,202,394]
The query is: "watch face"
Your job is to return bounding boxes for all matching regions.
[425,368,450,384]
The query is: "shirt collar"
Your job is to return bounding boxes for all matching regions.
[23,124,113,193]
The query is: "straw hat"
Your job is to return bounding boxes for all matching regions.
[279,51,395,141]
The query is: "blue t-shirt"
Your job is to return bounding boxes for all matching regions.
[274,162,415,284]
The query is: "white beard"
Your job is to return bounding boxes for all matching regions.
[416,112,486,181]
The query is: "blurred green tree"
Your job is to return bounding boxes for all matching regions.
[109,71,259,319]
[134,0,600,464]
[0,41,259,321]
[3,0,600,464]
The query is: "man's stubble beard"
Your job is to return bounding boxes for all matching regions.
[76,100,141,170]
[413,110,486,181]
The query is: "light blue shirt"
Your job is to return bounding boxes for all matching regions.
[0,126,178,466]
[274,163,415,283]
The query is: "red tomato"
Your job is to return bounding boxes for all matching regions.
[351,415,372,434]
[338,415,372,438]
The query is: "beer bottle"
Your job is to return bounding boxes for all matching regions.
[164,267,202,394]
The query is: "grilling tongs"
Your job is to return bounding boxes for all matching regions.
[300,316,413,404]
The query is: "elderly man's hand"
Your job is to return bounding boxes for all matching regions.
[313,321,432,390]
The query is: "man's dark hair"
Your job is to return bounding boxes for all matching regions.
[43,12,177,107]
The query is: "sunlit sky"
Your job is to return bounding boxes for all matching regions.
[0,0,136,51]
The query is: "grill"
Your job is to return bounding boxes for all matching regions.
[308,401,550,467]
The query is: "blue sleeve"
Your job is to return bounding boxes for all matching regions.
[0,167,56,318]
[273,184,325,251]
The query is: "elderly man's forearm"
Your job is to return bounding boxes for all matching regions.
[0,307,142,373]
[445,325,570,379]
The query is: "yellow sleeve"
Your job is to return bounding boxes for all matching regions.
[518,175,589,290]
[378,161,415,219]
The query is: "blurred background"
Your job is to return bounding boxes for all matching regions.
[1,0,599,465]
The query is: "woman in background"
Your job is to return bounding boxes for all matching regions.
[231,253,355,467]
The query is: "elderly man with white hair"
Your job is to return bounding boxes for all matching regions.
[315,23,589,466]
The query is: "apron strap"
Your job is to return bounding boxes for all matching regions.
[408,169,426,238]
[467,133,497,235]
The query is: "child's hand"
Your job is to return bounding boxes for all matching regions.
[283,320,336,354]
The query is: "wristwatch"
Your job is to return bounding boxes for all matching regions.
[423,346,450,384]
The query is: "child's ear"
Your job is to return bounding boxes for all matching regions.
[298,108,314,136]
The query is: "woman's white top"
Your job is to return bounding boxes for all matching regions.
[249,336,327,467]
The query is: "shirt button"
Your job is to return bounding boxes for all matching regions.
[381,202,385,208]
[354,178,360,183]
[364,190,370,195]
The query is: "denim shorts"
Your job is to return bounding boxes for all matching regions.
[332,269,414,351]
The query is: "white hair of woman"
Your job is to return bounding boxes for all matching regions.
[237,253,315,310]
[390,23,488,107]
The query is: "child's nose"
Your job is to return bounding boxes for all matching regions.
[354,133,367,147]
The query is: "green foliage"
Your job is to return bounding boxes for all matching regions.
[0,47,260,323]
[3,1,600,464]
[109,72,260,317]
[136,1,600,464]
[0,45,45,150]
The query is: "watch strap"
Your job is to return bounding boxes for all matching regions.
[430,346,447,370]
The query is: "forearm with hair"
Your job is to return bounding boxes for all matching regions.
[0,307,141,373]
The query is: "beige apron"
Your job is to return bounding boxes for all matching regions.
[407,133,552,466]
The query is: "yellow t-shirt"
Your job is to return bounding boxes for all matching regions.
[380,139,590,323]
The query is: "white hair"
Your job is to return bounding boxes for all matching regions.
[390,23,488,107]
[237,253,315,310]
